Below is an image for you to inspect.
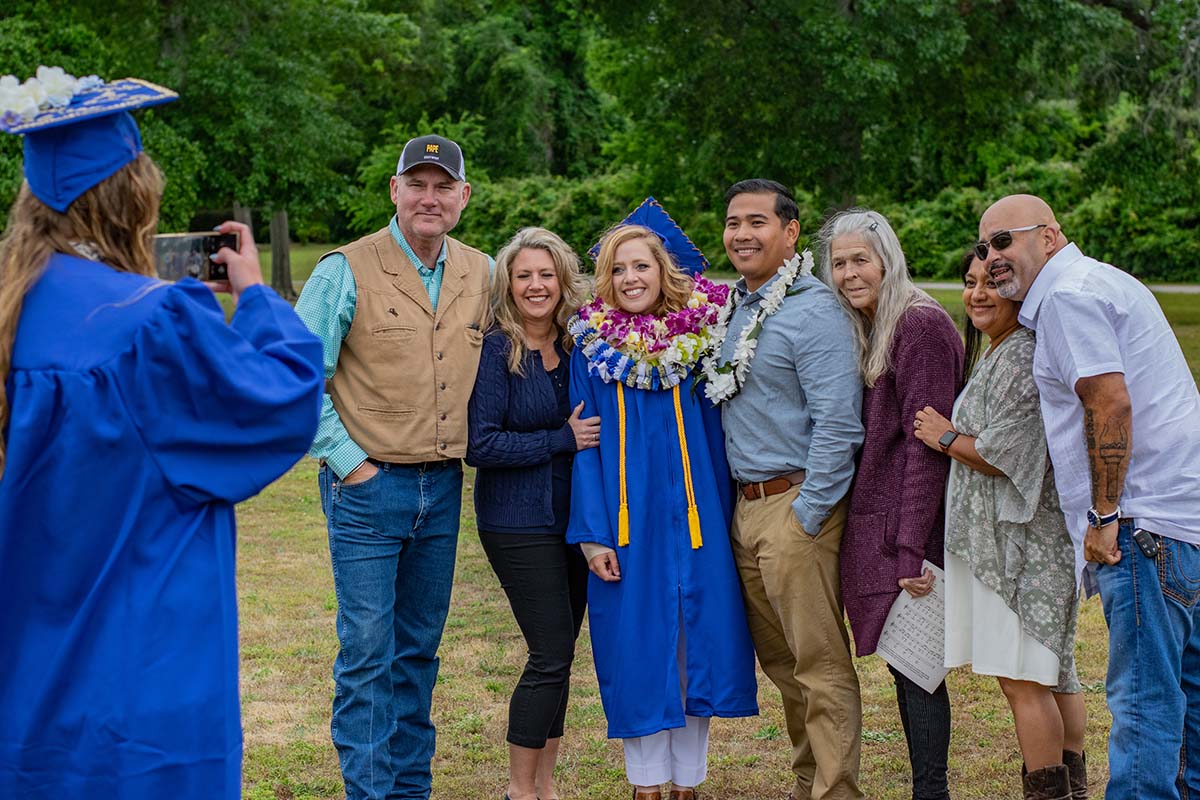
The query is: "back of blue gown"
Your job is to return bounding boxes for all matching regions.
[0,254,323,799]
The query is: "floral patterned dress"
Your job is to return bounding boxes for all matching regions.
[942,327,1081,691]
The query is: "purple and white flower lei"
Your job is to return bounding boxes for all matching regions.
[568,275,730,390]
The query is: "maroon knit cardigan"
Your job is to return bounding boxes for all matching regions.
[840,304,964,656]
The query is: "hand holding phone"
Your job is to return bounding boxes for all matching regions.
[153,232,239,282]
[209,221,264,305]
[153,222,263,305]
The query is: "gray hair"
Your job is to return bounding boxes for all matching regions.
[817,209,940,387]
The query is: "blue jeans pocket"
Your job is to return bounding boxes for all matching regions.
[337,464,384,497]
[331,468,388,537]
[1158,536,1200,607]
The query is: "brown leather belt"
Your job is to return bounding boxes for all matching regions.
[739,470,806,501]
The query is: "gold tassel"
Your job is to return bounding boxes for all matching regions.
[687,507,702,550]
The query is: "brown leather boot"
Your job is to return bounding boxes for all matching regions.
[632,789,662,800]
[668,790,697,800]
[1063,750,1088,799]
[1023,764,1072,800]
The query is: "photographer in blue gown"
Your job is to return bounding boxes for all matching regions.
[0,71,323,799]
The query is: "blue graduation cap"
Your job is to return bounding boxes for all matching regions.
[1,74,178,213]
[589,197,710,275]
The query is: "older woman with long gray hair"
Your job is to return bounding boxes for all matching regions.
[819,209,964,800]
[466,227,596,800]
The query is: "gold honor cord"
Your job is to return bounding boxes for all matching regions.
[613,383,702,550]
[616,382,630,546]
[671,385,703,549]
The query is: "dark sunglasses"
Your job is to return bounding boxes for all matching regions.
[973,224,1047,261]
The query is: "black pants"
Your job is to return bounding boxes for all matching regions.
[479,530,588,749]
[888,665,952,800]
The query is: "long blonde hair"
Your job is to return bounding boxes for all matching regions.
[0,153,164,476]
[817,208,942,387]
[491,227,589,375]
[593,225,694,317]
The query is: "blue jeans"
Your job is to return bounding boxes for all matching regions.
[320,460,463,800]
[1098,521,1200,800]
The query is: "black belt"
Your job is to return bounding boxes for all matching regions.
[367,457,459,470]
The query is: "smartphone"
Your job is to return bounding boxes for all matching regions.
[1133,528,1160,559]
[153,232,239,282]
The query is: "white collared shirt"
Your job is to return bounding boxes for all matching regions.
[1019,243,1200,566]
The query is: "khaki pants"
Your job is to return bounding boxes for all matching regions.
[731,489,863,800]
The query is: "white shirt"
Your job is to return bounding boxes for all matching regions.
[1019,243,1200,569]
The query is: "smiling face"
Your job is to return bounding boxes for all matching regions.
[978,224,1044,301]
[723,191,800,292]
[390,163,471,246]
[509,247,561,327]
[962,256,1020,340]
[977,195,1058,301]
[829,235,885,318]
[610,237,663,315]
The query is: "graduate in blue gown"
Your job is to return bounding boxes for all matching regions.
[0,74,323,799]
[566,203,758,799]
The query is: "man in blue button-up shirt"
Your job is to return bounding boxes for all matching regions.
[718,179,865,800]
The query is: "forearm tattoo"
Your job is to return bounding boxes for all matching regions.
[1099,417,1129,502]
[1084,408,1131,506]
[1085,409,1098,501]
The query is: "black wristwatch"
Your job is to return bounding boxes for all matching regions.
[1087,506,1121,529]
[937,429,960,453]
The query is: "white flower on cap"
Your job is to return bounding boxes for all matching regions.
[0,66,100,124]
[0,74,40,124]
[22,76,47,109]
[37,66,80,108]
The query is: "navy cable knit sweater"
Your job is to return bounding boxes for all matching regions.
[466,329,578,532]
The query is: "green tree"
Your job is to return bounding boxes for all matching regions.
[435,0,617,179]
[586,0,1131,207]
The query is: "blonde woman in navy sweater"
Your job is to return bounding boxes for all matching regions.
[467,227,596,800]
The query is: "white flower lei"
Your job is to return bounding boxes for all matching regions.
[701,250,813,404]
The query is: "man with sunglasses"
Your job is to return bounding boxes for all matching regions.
[978,193,1200,799]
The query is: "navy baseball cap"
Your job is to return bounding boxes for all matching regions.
[395,134,466,182]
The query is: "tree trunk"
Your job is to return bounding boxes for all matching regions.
[233,201,253,231]
[269,209,295,301]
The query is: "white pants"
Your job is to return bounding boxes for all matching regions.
[621,606,710,787]
[622,714,710,787]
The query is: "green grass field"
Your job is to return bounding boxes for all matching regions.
[234,284,1199,800]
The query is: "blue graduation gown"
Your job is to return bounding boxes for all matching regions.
[566,350,758,739]
[0,254,323,799]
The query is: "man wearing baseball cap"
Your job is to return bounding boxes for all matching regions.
[295,134,492,800]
